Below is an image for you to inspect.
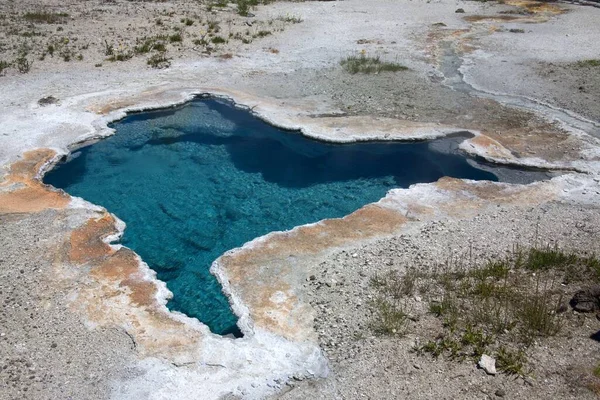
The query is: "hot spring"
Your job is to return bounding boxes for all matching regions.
[44,97,545,336]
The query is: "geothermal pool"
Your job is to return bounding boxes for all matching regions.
[45,97,504,336]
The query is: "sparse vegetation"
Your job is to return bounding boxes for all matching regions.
[135,36,167,54]
[0,60,10,76]
[576,59,600,68]
[181,18,194,26]
[104,40,114,56]
[255,30,272,38]
[370,244,600,376]
[496,346,527,375]
[14,46,32,73]
[277,14,303,24]
[341,54,408,74]
[23,11,69,24]
[169,33,183,43]
[211,36,227,44]
[147,53,171,69]
[106,48,133,62]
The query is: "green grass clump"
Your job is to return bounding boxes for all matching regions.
[135,37,167,54]
[369,296,409,336]
[147,53,171,69]
[576,59,600,68]
[496,347,527,375]
[0,60,10,76]
[23,11,68,24]
[106,51,133,62]
[256,30,272,38]
[169,33,183,43]
[277,14,303,24]
[341,54,408,74]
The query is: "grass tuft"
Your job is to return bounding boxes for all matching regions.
[576,59,600,68]
[23,11,69,24]
[147,53,171,69]
[341,54,408,74]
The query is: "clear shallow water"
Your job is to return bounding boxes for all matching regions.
[45,97,499,336]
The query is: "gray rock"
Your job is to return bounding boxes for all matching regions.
[478,354,497,375]
[570,286,600,312]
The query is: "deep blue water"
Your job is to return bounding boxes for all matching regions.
[44,97,499,336]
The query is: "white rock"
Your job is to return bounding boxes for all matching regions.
[478,354,497,375]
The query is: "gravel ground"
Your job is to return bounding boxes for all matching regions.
[280,200,600,399]
[0,209,137,400]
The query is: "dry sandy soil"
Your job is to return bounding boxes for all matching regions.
[1,0,600,399]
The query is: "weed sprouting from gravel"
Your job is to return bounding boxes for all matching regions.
[576,59,600,68]
[23,11,69,24]
[211,36,227,44]
[169,33,183,43]
[147,53,171,69]
[0,60,9,76]
[15,48,32,73]
[369,296,410,336]
[135,37,167,54]
[496,346,528,375]
[341,54,408,74]
[277,14,303,24]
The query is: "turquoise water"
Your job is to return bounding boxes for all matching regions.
[45,97,499,336]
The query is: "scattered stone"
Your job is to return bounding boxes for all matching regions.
[455,8,465,13]
[478,354,497,375]
[37,96,59,106]
[570,285,600,312]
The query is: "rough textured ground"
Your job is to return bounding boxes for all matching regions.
[279,201,600,399]
[1,0,600,399]
[0,209,137,399]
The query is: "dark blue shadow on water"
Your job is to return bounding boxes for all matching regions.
[44,97,508,337]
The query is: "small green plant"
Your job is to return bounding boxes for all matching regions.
[256,30,272,38]
[419,337,462,359]
[369,296,409,336]
[277,14,303,24]
[594,363,600,378]
[169,33,183,43]
[211,36,227,44]
[576,59,600,68]
[341,54,408,74]
[104,40,114,56]
[237,0,251,17]
[496,347,527,375]
[182,18,194,26]
[517,281,562,344]
[106,50,133,62]
[135,37,167,54]
[0,60,10,76]
[147,53,171,69]
[15,55,32,73]
[23,11,69,24]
